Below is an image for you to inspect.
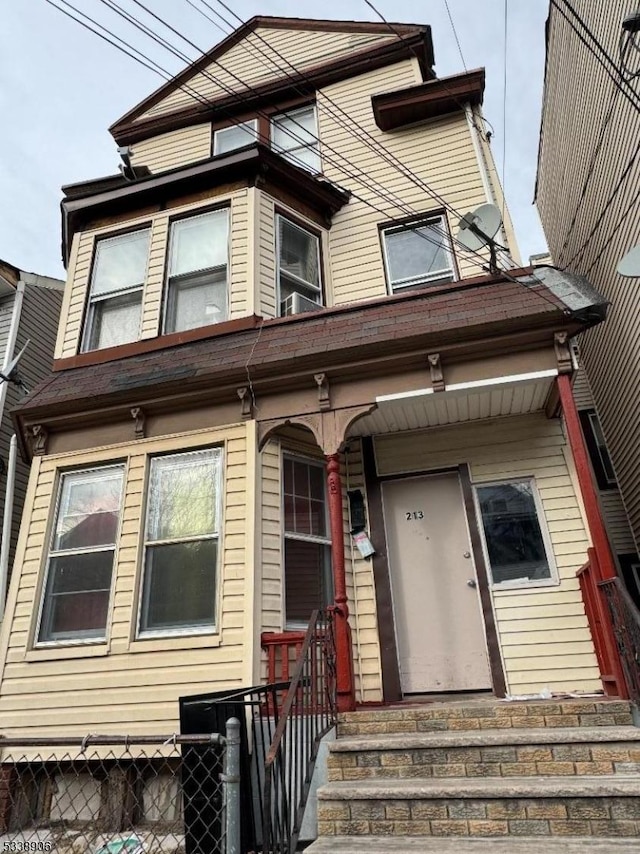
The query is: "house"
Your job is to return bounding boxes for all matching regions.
[0,15,638,848]
[0,260,63,621]
[536,1,640,572]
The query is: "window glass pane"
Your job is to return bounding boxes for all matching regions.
[92,230,150,296]
[285,539,331,624]
[166,272,228,333]
[309,465,324,500]
[279,218,319,287]
[140,540,217,632]
[272,109,317,150]
[477,482,551,584]
[293,495,311,534]
[39,552,113,641]
[147,450,219,542]
[385,222,450,286]
[281,147,322,173]
[588,413,616,483]
[89,292,142,350]
[310,499,326,538]
[169,210,229,278]
[54,469,124,551]
[214,121,257,154]
[293,460,310,497]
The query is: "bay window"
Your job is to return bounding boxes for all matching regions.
[271,106,321,173]
[382,216,454,291]
[138,448,221,636]
[283,455,332,626]
[38,465,125,644]
[277,215,322,315]
[164,209,229,334]
[83,230,150,351]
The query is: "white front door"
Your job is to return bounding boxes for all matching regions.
[382,472,492,694]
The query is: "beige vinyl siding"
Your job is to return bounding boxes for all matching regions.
[374,413,601,695]
[139,28,395,121]
[260,438,282,633]
[0,423,254,739]
[257,192,277,317]
[537,1,640,553]
[319,60,490,305]
[129,124,212,174]
[57,190,249,358]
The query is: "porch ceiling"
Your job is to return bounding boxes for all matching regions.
[348,370,557,436]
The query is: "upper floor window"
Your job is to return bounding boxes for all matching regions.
[138,448,222,636]
[164,209,229,334]
[37,465,125,644]
[382,216,454,292]
[83,229,150,351]
[276,215,322,316]
[580,409,616,489]
[213,119,258,156]
[271,106,321,173]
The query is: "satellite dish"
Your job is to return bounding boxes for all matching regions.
[0,340,30,394]
[617,244,640,277]
[457,204,503,272]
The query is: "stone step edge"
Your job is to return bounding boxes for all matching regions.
[330,726,640,753]
[306,837,640,853]
[318,775,640,800]
[338,700,631,722]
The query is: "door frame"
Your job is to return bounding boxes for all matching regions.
[361,437,506,702]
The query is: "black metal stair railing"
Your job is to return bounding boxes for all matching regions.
[262,609,337,854]
[600,576,640,703]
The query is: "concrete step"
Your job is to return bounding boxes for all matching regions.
[337,699,634,737]
[327,726,640,781]
[307,837,640,852]
[317,776,640,838]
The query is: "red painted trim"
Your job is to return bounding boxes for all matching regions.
[326,453,356,712]
[557,374,628,698]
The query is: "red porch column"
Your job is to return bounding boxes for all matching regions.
[556,374,628,697]
[326,453,356,712]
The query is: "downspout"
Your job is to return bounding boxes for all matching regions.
[0,434,17,621]
[0,278,25,621]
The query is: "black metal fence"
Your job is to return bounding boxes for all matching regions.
[0,725,240,854]
[602,576,640,703]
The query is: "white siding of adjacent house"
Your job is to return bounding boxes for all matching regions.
[373,413,601,695]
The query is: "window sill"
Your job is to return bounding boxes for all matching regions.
[25,640,110,662]
[491,577,560,594]
[127,631,221,654]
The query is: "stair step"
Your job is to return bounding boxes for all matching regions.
[338,700,634,736]
[307,837,640,853]
[317,776,640,838]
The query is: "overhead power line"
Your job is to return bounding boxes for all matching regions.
[443,0,467,72]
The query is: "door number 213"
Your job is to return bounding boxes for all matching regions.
[405,510,424,520]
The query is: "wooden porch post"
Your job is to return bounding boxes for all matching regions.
[556,374,628,697]
[326,453,356,712]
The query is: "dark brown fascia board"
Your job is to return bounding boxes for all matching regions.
[372,68,485,131]
[60,144,350,265]
[109,33,434,147]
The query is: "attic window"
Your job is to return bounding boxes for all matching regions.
[213,119,258,155]
[271,106,321,173]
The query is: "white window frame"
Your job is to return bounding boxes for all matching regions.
[162,208,231,335]
[82,229,150,353]
[281,453,332,629]
[473,476,559,591]
[270,105,321,173]
[275,214,323,316]
[35,464,125,647]
[586,411,617,487]
[381,216,455,293]
[137,447,223,639]
[213,119,258,155]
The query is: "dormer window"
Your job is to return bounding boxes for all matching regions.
[164,209,229,334]
[271,106,321,173]
[382,215,455,292]
[277,215,322,316]
[213,120,258,155]
[83,229,150,352]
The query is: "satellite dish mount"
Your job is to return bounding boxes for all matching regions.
[456,203,504,274]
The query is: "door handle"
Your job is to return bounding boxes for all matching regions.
[467,579,477,588]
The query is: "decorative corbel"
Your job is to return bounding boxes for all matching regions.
[237,386,253,420]
[130,407,146,439]
[554,331,573,374]
[30,424,49,456]
[428,353,445,392]
[314,373,331,410]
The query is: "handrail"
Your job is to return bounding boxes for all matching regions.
[600,576,640,704]
[262,609,337,854]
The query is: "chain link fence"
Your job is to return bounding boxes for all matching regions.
[0,722,240,854]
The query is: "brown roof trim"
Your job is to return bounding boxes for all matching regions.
[110,32,434,146]
[372,68,485,131]
[61,144,350,265]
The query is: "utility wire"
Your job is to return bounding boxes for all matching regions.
[501,0,508,223]
[583,183,640,278]
[443,0,467,72]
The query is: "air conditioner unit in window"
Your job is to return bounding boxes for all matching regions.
[280,291,320,316]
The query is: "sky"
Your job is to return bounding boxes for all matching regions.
[0,0,549,280]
